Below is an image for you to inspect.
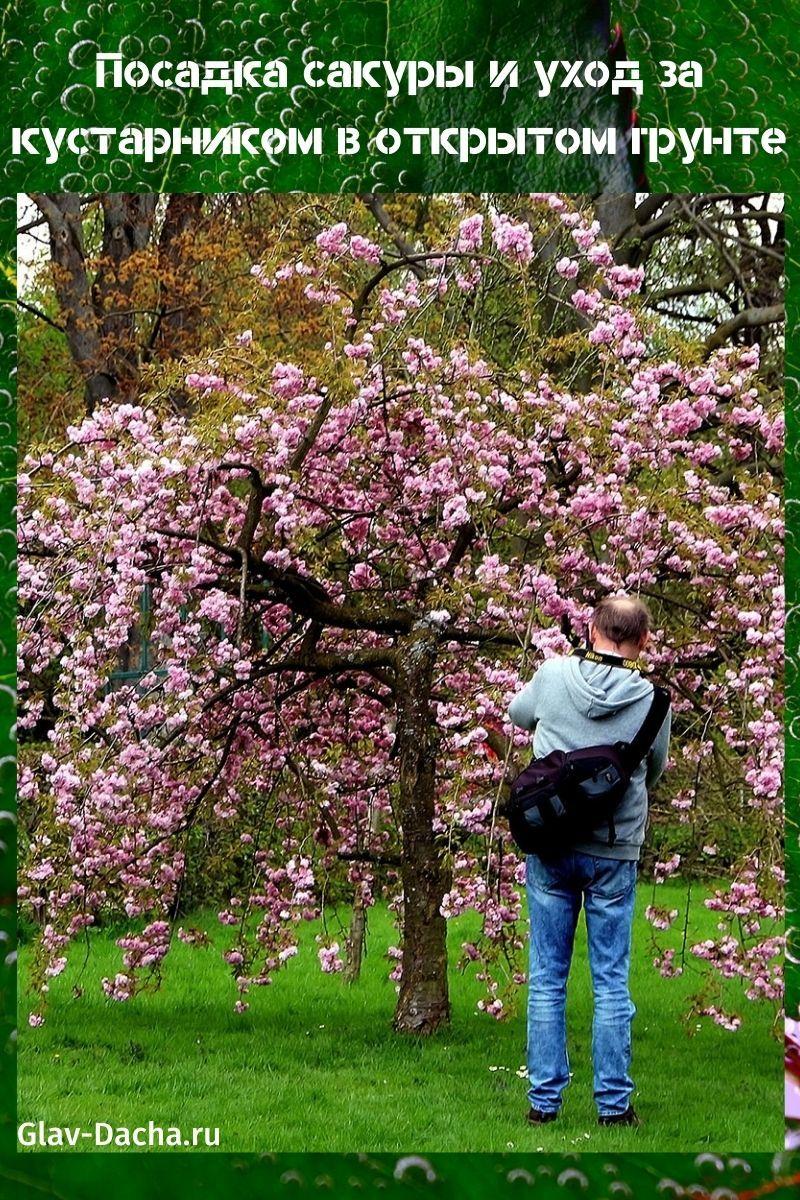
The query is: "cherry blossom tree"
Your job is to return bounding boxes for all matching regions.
[19,195,783,1034]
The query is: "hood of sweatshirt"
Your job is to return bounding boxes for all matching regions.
[562,655,653,720]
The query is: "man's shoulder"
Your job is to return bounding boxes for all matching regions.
[532,654,570,682]
[539,653,571,671]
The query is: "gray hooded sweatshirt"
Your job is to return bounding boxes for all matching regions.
[507,654,671,861]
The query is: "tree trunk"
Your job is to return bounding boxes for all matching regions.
[343,892,366,983]
[392,624,451,1034]
[94,193,157,400]
[32,192,157,413]
[32,193,117,413]
[153,193,206,363]
[343,799,382,982]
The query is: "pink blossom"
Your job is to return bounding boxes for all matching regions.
[349,235,382,265]
[316,222,349,256]
[271,362,305,400]
[318,942,344,973]
[490,212,533,264]
[457,213,484,251]
[555,257,579,279]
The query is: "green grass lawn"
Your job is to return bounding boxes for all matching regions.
[17,882,782,1153]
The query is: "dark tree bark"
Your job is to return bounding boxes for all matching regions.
[392,624,451,1034]
[31,193,117,412]
[152,193,206,358]
[92,193,157,399]
[594,192,675,267]
[31,193,158,413]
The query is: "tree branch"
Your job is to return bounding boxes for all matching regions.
[16,297,64,332]
[360,193,426,277]
[152,525,415,635]
[337,849,401,867]
[350,251,484,329]
[705,304,784,351]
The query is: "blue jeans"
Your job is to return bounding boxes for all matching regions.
[525,851,637,1117]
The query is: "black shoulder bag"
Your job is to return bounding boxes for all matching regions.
[505,649,670,857]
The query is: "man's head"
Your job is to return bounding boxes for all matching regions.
[589,594,652,658]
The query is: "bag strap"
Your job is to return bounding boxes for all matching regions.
[571,645,645,673]
[618,685,671,771]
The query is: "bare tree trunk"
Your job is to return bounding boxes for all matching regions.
[343,892,366,983]
[93,193,157,398]
[343,798,382,982]
[393,624,451,1034]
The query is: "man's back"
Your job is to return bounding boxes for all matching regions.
[508,654,671,861]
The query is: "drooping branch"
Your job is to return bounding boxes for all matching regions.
[255,648,399,678]
[16,297,65,333]
[165,716,241,840]
[154,646,399,752]
[360,193,426,278]
[350,251,485,329]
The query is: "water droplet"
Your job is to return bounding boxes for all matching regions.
[726,1158,752,1181]
[119,34,144,58]
[393,1156,437,1183]
[657,1181,685,1198]
[695,1154,725,1177]
[67,38,99,70]
[184,17,206,51]
[609,1183,632,1198]
[557,1169,589,1191]
[507,1169,534,1185]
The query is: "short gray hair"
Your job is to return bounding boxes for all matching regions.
[592,594,651,646]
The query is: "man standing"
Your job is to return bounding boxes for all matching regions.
[508,595,671,1128]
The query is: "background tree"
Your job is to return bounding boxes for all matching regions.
[594,193,784,368]
[21,192,783,442]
